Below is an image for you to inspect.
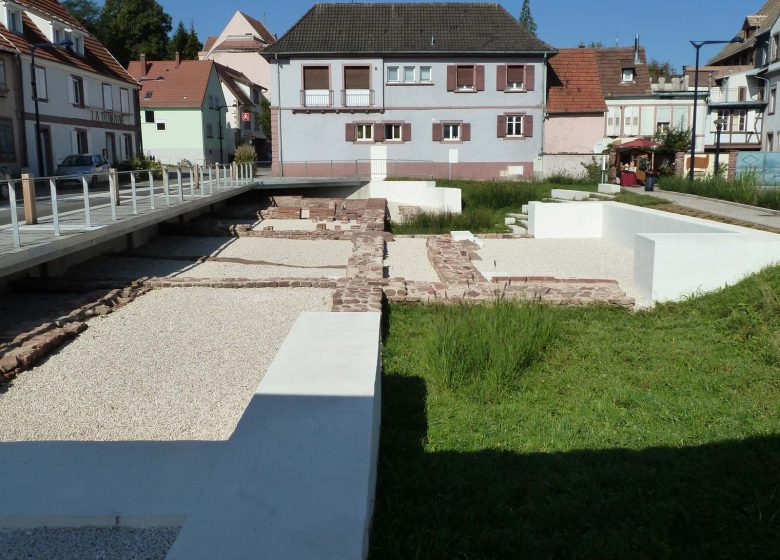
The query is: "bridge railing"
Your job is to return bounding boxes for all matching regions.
[2,162,256,249]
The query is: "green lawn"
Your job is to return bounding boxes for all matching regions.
[391,179,665,234]
[370,266,780,559]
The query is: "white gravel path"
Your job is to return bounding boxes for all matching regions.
[385,238,440,282]
[0,527,179,560]
[205,238,352,267]
[0,288,332,442]
[474,238,640,299]
[183,262,346,279]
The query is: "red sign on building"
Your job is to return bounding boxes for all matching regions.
[241,112,251,122]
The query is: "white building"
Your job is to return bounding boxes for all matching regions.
[0,0,140,176]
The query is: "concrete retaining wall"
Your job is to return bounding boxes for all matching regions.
[350,180,462,214]
[528,201,780,304]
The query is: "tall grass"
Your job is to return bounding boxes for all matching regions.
[424,300,558,393]
[393,208,506,234]
[659,171,780,210]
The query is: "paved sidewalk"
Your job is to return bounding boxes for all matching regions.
[635,188,780,230]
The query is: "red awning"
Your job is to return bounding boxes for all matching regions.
[617,139,659,150]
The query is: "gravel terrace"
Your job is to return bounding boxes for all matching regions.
[0,287,333,441]
[385,238,440,282]
[474,238,640,300]
[0,527,179,560]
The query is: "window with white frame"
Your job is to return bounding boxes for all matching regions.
[71,76,84,106]
[120,88,130,113]
[33,66,47,100]
[356,123,373,141]
[443,123,460,140]
[384,123,402,141]
[156,121,166,131]
[102,83,113,110]
[0,59,6,91]
[403,66,415,83]
[732,109,747,132]
[386,66,400,83]
[506,65,524,90]
[622,68,635,83]
[506,115,523,137]
[716,109,730,132]
[73,36,84,56]
[606,106,621,136]
[420,66,432,82]
[7,8,22,33]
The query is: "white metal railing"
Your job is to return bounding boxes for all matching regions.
[342,89,373,107]
[2,162,256,249]
[708,88,766,104]
[301,89,333,107]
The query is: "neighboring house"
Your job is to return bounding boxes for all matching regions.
[199,11,275,93]
[199,11,275,158]
[215,63,268,160]
[542,48,607,177]
[127,55,229,165]
[0,0,140,176]
[0,42,24,176]
[262,3,556,180]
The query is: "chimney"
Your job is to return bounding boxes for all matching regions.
[175,51,181,69]
[140,53,147,77]
[634,35,641,65]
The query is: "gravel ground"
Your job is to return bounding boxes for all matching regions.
[131,236,237,257]
[205,238,352,267]
[0,527,179,560]
[183,262,346,279]
[0,291,107,343]
[474,239,639,300]
[0,288,332,441]
[385,238,440,282]
[67,256,199,279]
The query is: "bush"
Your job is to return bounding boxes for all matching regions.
[128,156,163,179]
[176,158,194,168]
[233,144,256,163]
[424,300,558,393]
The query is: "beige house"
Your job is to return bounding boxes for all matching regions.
[0,43,24,177]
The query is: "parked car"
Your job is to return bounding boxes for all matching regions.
[55,154,110,187]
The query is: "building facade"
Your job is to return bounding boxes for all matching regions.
[263,3,555,180]
[0,0,140,176]
[0,43,24,176]
[128,56,229,165]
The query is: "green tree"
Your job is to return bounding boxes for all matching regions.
[61,0,101,34]
[168,21,189,59]
[648,59,677,80]
[519,0,537,36]
[654,126,691,155]
[100,0,172,67]
[183,23,203,60]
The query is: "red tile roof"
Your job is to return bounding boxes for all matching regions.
[127,59,215,108]
[547,48,606,114]
[202,36,217,52]
[215,63,252,106]
[0,11,136,85]
[593,47,652,97]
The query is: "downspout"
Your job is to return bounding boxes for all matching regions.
[14,52,27,172]
[274,53,284,177]
[540,52,548,157]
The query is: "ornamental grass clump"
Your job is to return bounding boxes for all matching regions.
[424,299,558,393]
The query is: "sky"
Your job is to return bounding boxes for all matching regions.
[162,0,758,70]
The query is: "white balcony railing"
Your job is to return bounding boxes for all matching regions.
[708,88,766,105]
[301,89,333,107]
[342,89,373,107]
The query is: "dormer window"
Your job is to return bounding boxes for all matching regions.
[622,68,635,83]
[6,8,22,34]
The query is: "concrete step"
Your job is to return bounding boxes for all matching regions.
[506,212,527,219]
[504,216,516,225]
[508,224,527,235]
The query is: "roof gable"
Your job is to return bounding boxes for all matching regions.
[200,10,275,58]
[264,2,555,56]
[128,59,216,108]
[547,48,606,114]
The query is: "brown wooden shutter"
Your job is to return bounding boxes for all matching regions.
[496,65,507,90]
[344,66,370,89]
[506,65,524,86]
[304,66,329,89]
[475,65,485,91]
[402,122,412,141]
[456,65,473,89]
[523,114,534,137]
[461,123,471,141]
[345,123,355,142]
[525,65,535,91]
[374,123,384,142]
[446,65,456,91]
[497,115,507,138]
[432,123,442,141]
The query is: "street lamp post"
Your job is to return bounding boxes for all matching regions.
[713,117,727,178]
[689,37,744,181]
[214,103,237,164]
[30,39,73,177]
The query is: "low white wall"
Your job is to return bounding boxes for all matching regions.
[350,180,462,213]
[528,200,780,304]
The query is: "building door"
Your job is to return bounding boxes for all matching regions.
[105,132,116,165]
[38,127,53,177]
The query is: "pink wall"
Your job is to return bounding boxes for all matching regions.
[544,114,604,154]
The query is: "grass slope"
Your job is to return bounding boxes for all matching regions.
[370,266,780,559]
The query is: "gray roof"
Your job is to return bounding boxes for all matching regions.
[708,0,780,65]
[264,3,555,56]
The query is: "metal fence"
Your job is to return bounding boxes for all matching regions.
[3,162,255,249]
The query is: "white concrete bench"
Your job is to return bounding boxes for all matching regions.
[0,311,382,560]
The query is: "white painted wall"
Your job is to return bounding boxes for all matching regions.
[528,201,780,305]
[350,180,462,213]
